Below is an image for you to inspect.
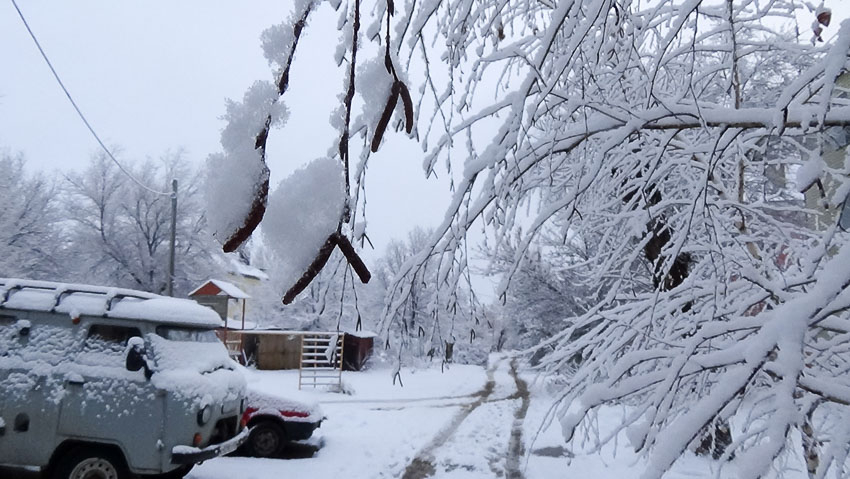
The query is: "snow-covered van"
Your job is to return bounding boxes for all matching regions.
[0,278,248,479]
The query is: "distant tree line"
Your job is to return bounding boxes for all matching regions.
[0,148,221,295]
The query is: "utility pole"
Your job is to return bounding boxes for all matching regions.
[167,178,177,297]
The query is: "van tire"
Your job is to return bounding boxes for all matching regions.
[51,446,128,479]
[246,420,285,457]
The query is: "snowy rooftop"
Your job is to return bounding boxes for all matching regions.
[227,255,269,281]
[188,279,250,299]
[0,278,221,328]
[224,317,258,330]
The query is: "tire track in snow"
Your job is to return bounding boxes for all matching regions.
[400,356,530,479]
[320,392,481,405]
[400,359,498,479]
[505,359,530,479]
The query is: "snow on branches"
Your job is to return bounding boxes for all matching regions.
[205,2,315,254]
[211,0,850,475]
[206,0,375,302]
[372,0,850,476]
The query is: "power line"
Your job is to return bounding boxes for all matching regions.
[10,0,170,197]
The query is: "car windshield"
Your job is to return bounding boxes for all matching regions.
[155,326,220,343]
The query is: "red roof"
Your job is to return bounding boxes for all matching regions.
[188,279,249,299]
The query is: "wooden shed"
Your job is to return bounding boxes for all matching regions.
[189,279,250,322]
[238,330,303,370]
[225,330,374,371]
[343,330,375,371]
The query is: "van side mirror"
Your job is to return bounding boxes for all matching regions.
[126,346,145,371]
[125,337,152,379]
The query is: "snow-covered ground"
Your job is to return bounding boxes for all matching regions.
[189,355,811,479]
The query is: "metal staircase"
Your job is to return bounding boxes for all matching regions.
[298,332,344,391]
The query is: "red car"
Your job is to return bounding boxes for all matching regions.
[239,388,324,458]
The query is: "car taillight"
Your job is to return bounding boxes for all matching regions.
[193,433,203,447]
[279,410,310,418]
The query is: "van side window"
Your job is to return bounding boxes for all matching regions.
[82,325,142,358]
[87,325,141,345]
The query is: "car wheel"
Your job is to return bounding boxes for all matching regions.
[52,447,128,479]
[247,420,286,458]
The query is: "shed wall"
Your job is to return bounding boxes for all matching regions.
[254,333,303,370]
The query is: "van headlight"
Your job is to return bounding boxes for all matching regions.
[197,405,212,426]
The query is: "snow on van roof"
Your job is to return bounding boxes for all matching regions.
[0,278,220,328]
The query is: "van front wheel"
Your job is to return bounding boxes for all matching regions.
[52,447,128,479]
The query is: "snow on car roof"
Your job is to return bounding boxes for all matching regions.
[0,278,221,328]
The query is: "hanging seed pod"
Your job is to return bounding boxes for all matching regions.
[223,170,269,252]
[398,81,414,134]
[282,234,337,304]
[371,81,401,152]
[334,232,371,283]
[817,8,831,27]
[282,232,371,304]
[384,48,394,74]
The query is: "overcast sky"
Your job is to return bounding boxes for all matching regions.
[0,1,447,264]
[2,0,850,271]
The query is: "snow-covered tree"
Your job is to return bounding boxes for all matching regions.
[210,0,850,476]
[376,228,435,347]
[492,237,597,358]
[0,151,63,278]
[64,150,221,294]
[375,227,489,364]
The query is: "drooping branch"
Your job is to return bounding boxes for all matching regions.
[338,0,361,224]
[283,232,371,304]
[222,3,316,252]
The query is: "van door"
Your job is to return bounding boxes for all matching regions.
[0,316,68,468]
[0,314,16,460]
[58,324,165,473]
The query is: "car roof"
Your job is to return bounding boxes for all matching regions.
[0,278,221,328]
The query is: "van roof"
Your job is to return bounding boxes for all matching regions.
[0,278,221,328]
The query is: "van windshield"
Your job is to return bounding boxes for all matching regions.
[155,326,219,343]
[148,328,232,376]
